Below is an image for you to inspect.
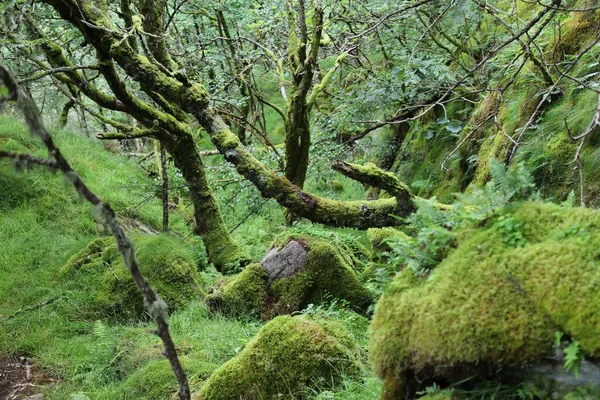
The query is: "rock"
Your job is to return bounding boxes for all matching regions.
[261,240,308,285]
[206,232,373,319]
[195,315,364,400]
[205,263,268,318]
[370,202,600,399]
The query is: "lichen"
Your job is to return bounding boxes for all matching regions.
[370,202,600,390]
[60,234,204,321]
[195,315,364,400]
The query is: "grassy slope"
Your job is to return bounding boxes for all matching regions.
[0,115,380,399]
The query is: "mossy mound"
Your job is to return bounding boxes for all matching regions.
[116,357,216,399]
[267,235,373,315]
[367,227,410,259]
[205,263,268,318]
[195,315,364,400]
[370,202,600,395]
[60,234,204,321]
[417,393,459,400]
[207,232,373,319]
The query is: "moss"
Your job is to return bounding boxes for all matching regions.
[367,227,411,260]
[208,232,372,319]
[195,315,364,400]
[60,234,204,321]
[116,357,216,399]
[268,234,373,315]
[370,202,600,384]
[206,263,268,318]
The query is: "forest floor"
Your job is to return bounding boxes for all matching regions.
[0,357,52,399]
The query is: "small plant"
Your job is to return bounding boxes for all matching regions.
[554,331,584,378]
[494,215,526,247]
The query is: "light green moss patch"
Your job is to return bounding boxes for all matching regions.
[196,315,364,400]
[116,357,217,400]
[60,234,204,321]
[371,202,600,380]
[206,263,268,318]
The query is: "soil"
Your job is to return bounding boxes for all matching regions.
[0,357,50,400]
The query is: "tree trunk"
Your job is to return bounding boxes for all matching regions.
[163,134,249,272]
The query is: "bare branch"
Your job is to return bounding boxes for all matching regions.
[0,65,191,400]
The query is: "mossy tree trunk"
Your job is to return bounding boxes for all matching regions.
[283,0,323,189]
[39,0,418,230]
[163,134,248,269]
[28,1,248,272]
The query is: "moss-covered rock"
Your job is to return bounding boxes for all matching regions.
[61,234,204,321]
[116,357,216,399]
[207,231,373,319]
[367,227,412,261]
[205,263,268,318]
[267,233,372,314]
[195,315,364,400]
[370,202,600,398]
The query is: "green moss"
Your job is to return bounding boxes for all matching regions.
[268,234,373,315]
[116,357,216,399]
[206,263,268,318]
[196,315,364,400]
[367,227,411,260]
[370,202,600,383]
[60,234,204,321]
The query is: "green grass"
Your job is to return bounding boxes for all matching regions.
[0,114,381,399]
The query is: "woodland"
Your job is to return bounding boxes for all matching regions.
[1,0,600,399]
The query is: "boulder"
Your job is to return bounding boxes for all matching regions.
[206,232,373,319]
[370,202,600,399]
[60,234,204,321]
[195,315,364,399]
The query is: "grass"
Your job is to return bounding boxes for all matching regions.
[0,113,381,399]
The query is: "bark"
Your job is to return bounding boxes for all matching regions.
[31,4,248,270]
[162,134,249,271]
[41,0,418,229]
[160,142,169,232]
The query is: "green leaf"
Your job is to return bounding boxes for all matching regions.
[563,340,582,378]
[445,121,462,133]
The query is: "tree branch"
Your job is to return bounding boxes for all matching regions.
[0,64,191,400]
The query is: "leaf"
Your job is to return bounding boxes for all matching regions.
[424,130,435,140]
[563,340,582,378]
[445,121,462,133]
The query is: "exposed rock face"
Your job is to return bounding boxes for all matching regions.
[261,240,308,285]
[370,202,600,399]
[195,315,364,400]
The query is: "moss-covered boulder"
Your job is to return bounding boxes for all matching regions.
[370,202,600,398]
[205,263,268,318]
[207,232,373,319]
[195,315,364,400]
[60,234,204,321]
[116,357,216,399]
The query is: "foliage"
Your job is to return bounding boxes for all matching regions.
[371,201,600,396]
